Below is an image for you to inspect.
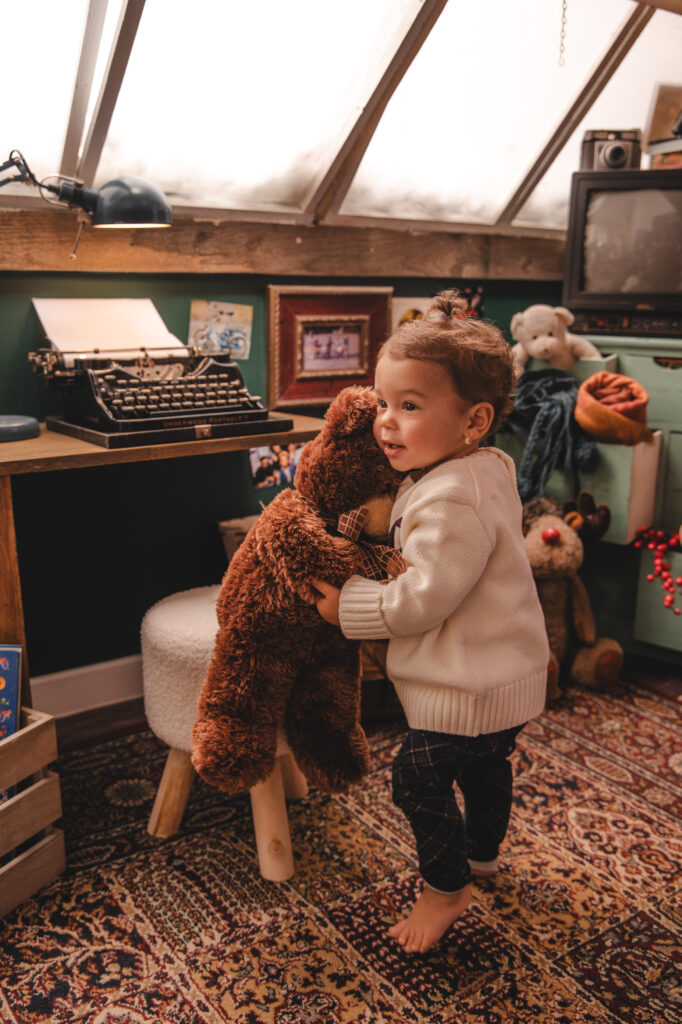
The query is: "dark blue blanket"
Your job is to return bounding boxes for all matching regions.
[501,369,598,503]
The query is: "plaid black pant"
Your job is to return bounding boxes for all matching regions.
[392,724,524,893]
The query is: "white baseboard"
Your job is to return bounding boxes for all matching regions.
[30,655,144,719]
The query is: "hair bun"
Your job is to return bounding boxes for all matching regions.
[425,288,469,321]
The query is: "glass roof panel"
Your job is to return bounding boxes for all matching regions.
[96,0,423,210]
[2,0,678,230]
[341,0,640,226]
[515,9,682,230]
[1,0,91,189]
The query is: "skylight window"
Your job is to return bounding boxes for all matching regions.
[3,1,91,183]
[1,0,677,233]
[342,0,656,227]
[96,0,423,211]
[515,7,682,229]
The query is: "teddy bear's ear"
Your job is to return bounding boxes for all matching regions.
[510,312,524,339]
[324,386,377,436]
[554,306,575,326]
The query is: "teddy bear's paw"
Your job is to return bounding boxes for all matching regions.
[593,642,624,689]
[570,638,623,691]
[293,729,371,794]
[190,717,277,793]
[193,752,277,794]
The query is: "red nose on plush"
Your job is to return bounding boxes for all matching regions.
[542,527,561,546]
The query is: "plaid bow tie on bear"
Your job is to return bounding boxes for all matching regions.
[336,506,406,582]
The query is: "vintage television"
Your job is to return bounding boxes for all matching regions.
[562,169,682,337]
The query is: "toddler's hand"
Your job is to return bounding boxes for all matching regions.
[310,578,341,626]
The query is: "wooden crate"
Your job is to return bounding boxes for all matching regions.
[0,707,65,918]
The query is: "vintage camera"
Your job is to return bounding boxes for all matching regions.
[580,129,642,170]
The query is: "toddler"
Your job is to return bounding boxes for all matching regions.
[312,289,549,954]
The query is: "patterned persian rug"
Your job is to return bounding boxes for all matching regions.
[1,682,681,1024]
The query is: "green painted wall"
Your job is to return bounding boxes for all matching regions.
[3,271,563,675]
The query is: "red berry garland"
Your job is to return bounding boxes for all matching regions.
[633,525,682,615]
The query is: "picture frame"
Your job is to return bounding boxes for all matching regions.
[642,82,682,149]
[391,287,485,330]
[188,299,253,360]
[391,297,432,331]
[267,285,393,408]
[249,442,307,492]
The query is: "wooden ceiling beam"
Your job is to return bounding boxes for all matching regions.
[0,208,565,280]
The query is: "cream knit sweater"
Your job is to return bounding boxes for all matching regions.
[339,447,549,736]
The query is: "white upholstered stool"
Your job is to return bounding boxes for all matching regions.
[141,584,308,881]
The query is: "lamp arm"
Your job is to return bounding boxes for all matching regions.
[0,149,171,238]
[0,149,60,198]
[0,149,99,213]
[0,150,37,189]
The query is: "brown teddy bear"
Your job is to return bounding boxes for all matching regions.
[523,497,623,699]
[191,385,404,795]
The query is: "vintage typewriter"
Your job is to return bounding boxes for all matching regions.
[30,298,293,448]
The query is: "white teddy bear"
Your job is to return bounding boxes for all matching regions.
[510,304,602,376]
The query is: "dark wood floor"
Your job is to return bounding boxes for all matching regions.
[56,698,148,754]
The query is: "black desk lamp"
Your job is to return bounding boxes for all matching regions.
[0,149,172,255]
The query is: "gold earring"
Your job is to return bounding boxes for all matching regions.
[464,434,472,446]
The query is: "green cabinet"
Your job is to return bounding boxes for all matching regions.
[577,337,682,657]
[634,549,682,653]
[501,337,682,658]
[496,430,661,545]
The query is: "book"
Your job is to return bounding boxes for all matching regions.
[0,643,23,803]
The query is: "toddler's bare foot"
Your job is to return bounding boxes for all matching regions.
[388,882,472,953]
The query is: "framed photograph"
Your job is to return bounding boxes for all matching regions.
[249,442,307,491]
[188,299,253,359]
[267,285,392,408]
[642,82,682,149]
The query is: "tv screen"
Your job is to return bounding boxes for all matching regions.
[563,169,682,336]
[583,187,682,295]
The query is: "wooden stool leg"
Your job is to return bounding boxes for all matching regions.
[280,752,308,800]
[249,761,294,881]
[148,748,195,838]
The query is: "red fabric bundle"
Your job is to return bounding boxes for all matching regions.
[575,371,653,445]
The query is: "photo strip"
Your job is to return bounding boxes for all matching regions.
[249,442,307,491]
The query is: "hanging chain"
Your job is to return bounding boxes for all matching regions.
[559,0,568,67]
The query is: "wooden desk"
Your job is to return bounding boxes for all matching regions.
[0,415,325,706]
